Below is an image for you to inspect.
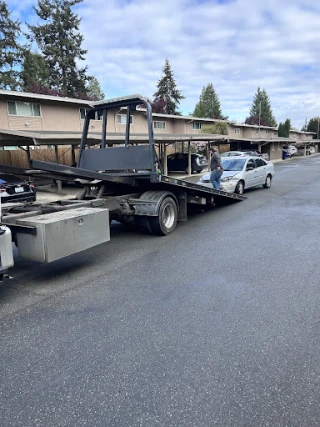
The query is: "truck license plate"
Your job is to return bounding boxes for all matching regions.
[15,187,24,193]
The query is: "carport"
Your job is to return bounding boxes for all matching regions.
[295,140,320,156]
[0,129,228,177]
[228,137,297,162]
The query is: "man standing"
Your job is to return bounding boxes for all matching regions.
[210,147,223,190]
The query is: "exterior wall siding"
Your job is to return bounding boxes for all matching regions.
[174,120,188,134]
[8,116,43,131]
[0,100,9,129]
[41,103,82,131]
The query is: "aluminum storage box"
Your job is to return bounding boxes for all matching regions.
[16,207,110,262]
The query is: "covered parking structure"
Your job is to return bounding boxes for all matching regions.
[228,137,298,161]
[295,139,320,156]
[1,129,319,180]
[0,129,229,177]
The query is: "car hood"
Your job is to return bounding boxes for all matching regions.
[201,170,239,181]
[221,171,239,178]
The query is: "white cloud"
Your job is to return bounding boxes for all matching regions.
[6,0,320,128]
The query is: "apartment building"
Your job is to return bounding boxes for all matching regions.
[0,90,317,164]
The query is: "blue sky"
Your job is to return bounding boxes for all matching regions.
[6,0,320,128]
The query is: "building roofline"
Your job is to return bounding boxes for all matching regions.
[0,89,92,106]
[148,111,227,123]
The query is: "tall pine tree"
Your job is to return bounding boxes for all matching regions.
[304,117,320,138]
[278,118,291,137]
[193,83,222,119]
[284,118,291,136]
[28,0,89,98]
[278,122,285,137]
[20,51,50,92]
[86,76,105,101]
[153,59,185,115]
[246,87,277,127]
[0,1,22,90]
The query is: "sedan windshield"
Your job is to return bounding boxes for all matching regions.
[222,159,246,171]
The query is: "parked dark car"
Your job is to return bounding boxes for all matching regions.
[0,173,36,203]
[167,153,208,173]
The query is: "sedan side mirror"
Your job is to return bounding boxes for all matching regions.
[246,166,254,171]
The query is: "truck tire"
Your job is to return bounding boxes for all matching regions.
[149,197,178,235]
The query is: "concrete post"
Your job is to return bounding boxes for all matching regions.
[163,144,168,175]
[187,141,191,175]
[54,145,63,192]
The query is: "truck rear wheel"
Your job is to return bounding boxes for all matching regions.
[149,197,178,235]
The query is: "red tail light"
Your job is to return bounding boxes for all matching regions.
[30,183,35,188]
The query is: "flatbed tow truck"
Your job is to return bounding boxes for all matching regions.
[0,95,245,278]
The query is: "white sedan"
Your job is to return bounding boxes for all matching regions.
[197,156,275,195]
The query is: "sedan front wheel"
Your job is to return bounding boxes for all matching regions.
[263,174,272,188]
[235,181,244,195]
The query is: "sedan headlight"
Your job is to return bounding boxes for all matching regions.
[221,176,236,182]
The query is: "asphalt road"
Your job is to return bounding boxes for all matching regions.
[1,155,320,426]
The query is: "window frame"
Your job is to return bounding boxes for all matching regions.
[153,121,166,130]
[7,101,42,117]
[80,108,102,121]
[192,122,202,130]
[234,128,240,134]
[117,114,133,125]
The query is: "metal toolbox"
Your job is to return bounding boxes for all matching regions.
[16,207,110,262]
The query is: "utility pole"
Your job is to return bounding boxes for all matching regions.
[317,117,319,140]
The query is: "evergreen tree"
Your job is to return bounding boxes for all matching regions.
[247,87,277,127]
[20,51,50,92]
[86,76,105,101]
[278,122,285,137]
[278,118,291,137]
[305,117,320,138]
[0,1,22,90]
[301,118,308,132]
[28,0,89,98]
[284,118,291,137]
[153,59,185,115]
[193,83,222,119]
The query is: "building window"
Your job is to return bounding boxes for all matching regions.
[193,122,201,130]
[234,128,240,134]
[80,108,102,120]
[153,121,166,130]
[117,114,133,125]
[7,101,41,117]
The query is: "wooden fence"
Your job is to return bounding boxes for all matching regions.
[0,146,79,169]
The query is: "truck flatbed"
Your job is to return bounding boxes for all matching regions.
[31,159,246,205]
